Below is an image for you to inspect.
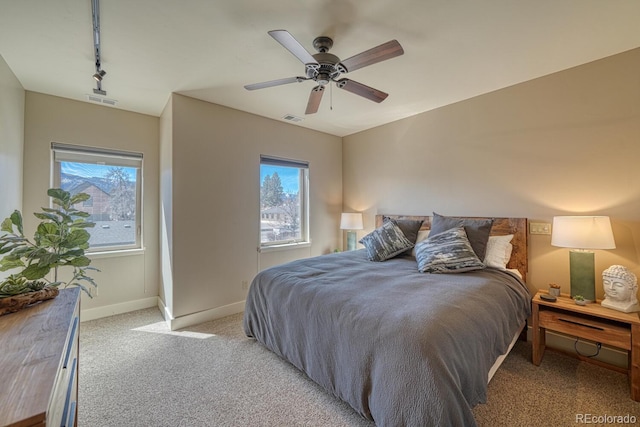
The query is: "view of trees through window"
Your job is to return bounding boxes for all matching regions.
[60,161,138,249]
[260,165,304,244]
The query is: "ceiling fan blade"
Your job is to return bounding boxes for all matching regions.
[338,40,404,73]
[244,76,306,91]
[305,85,325,114]
[268,30,319,65]
[336,78,388,103]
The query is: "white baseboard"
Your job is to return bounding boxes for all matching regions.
[159,300,246,331]
[81,296,159,322]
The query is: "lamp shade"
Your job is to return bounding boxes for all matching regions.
[340,213,363,230]
[551,216,616,250]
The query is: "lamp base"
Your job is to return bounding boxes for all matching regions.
[346,230,357,251]
[569,250,596,302]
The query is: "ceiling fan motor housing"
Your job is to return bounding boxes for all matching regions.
[306,52,341,85]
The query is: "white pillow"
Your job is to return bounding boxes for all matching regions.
[483,234,514,269]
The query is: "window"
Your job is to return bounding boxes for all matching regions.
[51,142,143,252]
[260,155,309,247]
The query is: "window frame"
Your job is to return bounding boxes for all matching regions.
[259,155,310,248]
[51,142,143,253]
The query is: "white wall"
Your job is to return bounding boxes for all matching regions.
[23,92,160,319]
[343,48,640,300]
[0,54,25,282]
[160,94,342,327]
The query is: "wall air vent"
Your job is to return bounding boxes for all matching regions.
[85,94,118,106]
[282,114,304,123]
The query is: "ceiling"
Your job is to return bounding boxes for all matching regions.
[1,0,640,137]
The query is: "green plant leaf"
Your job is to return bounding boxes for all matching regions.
[37,252,62,267]
[47,188,71,205]
[68,256,91,267]
[1,217,14,233]
[37,222,60,235]
[33,212,62,223]
[69,192,90,205]
[60,248,84,258]
[70,221,95,229]
[62,229,90,248]
[0,258,25,271]
[10,210,23,235]
[0,244,21,254]
[21,264,51,280]
[69,211,91,218]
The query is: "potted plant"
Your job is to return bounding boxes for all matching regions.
[0,188,99,315]
[573,295,587,306]
[549,283,561,297]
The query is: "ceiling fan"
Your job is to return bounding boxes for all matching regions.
[244,30,404,114]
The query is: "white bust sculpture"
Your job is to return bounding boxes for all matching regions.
[601,265,640,313]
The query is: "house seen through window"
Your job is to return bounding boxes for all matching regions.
[51,143,143,252]
[260,156,309,246]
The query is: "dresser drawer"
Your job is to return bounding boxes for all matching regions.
[0,288,81,427]
[49,314,79,427]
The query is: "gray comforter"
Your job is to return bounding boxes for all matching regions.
[243,249,531,427]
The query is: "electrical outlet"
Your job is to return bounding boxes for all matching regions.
[529,222,551,235]
[241,280,249,290]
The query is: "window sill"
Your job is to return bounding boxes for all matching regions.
[87,248,146,259]
[259,241,311,253]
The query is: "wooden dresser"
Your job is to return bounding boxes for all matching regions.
[0,287,80,427]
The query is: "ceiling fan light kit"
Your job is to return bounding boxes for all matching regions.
[245,29,404,115]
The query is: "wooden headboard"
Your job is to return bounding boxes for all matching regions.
[375,215,528,282]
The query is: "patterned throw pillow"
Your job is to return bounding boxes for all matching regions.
[430,212,494,260]
[415,226,486,273]
[359,220,415,262]
[383,217,424,256]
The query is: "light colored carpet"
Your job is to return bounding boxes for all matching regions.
[78,308,640,426]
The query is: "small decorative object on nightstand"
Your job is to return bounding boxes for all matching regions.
[549,283,561,297]
[601,265,640,313]
[573,295,587,306]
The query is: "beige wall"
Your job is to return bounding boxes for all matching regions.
[0,54,25,282]
[23,92,160,316]
[161,94,342,322]
[343,48,640,300]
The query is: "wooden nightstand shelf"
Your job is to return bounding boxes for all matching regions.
[532,291,640,401]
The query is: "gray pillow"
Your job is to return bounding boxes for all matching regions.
[415,226,486,273]
[430,212,494,260]
[383,216,424,256]
[359,220,415,262]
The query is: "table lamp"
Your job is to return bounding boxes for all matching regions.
[551,216,616,302]
[340,213,363,251]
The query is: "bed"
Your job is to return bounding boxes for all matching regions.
[244,214,531,426]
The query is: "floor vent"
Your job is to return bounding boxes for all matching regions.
[282,114,304,123]
[85,94,118,106]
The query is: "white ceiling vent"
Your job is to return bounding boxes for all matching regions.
[85,94,118,106]
[282,114,304,123]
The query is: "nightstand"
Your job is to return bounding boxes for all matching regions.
[531,291,640,402]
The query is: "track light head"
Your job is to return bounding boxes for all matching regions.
[93,69,106,81]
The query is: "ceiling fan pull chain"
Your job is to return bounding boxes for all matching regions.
[330,83,333,110]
